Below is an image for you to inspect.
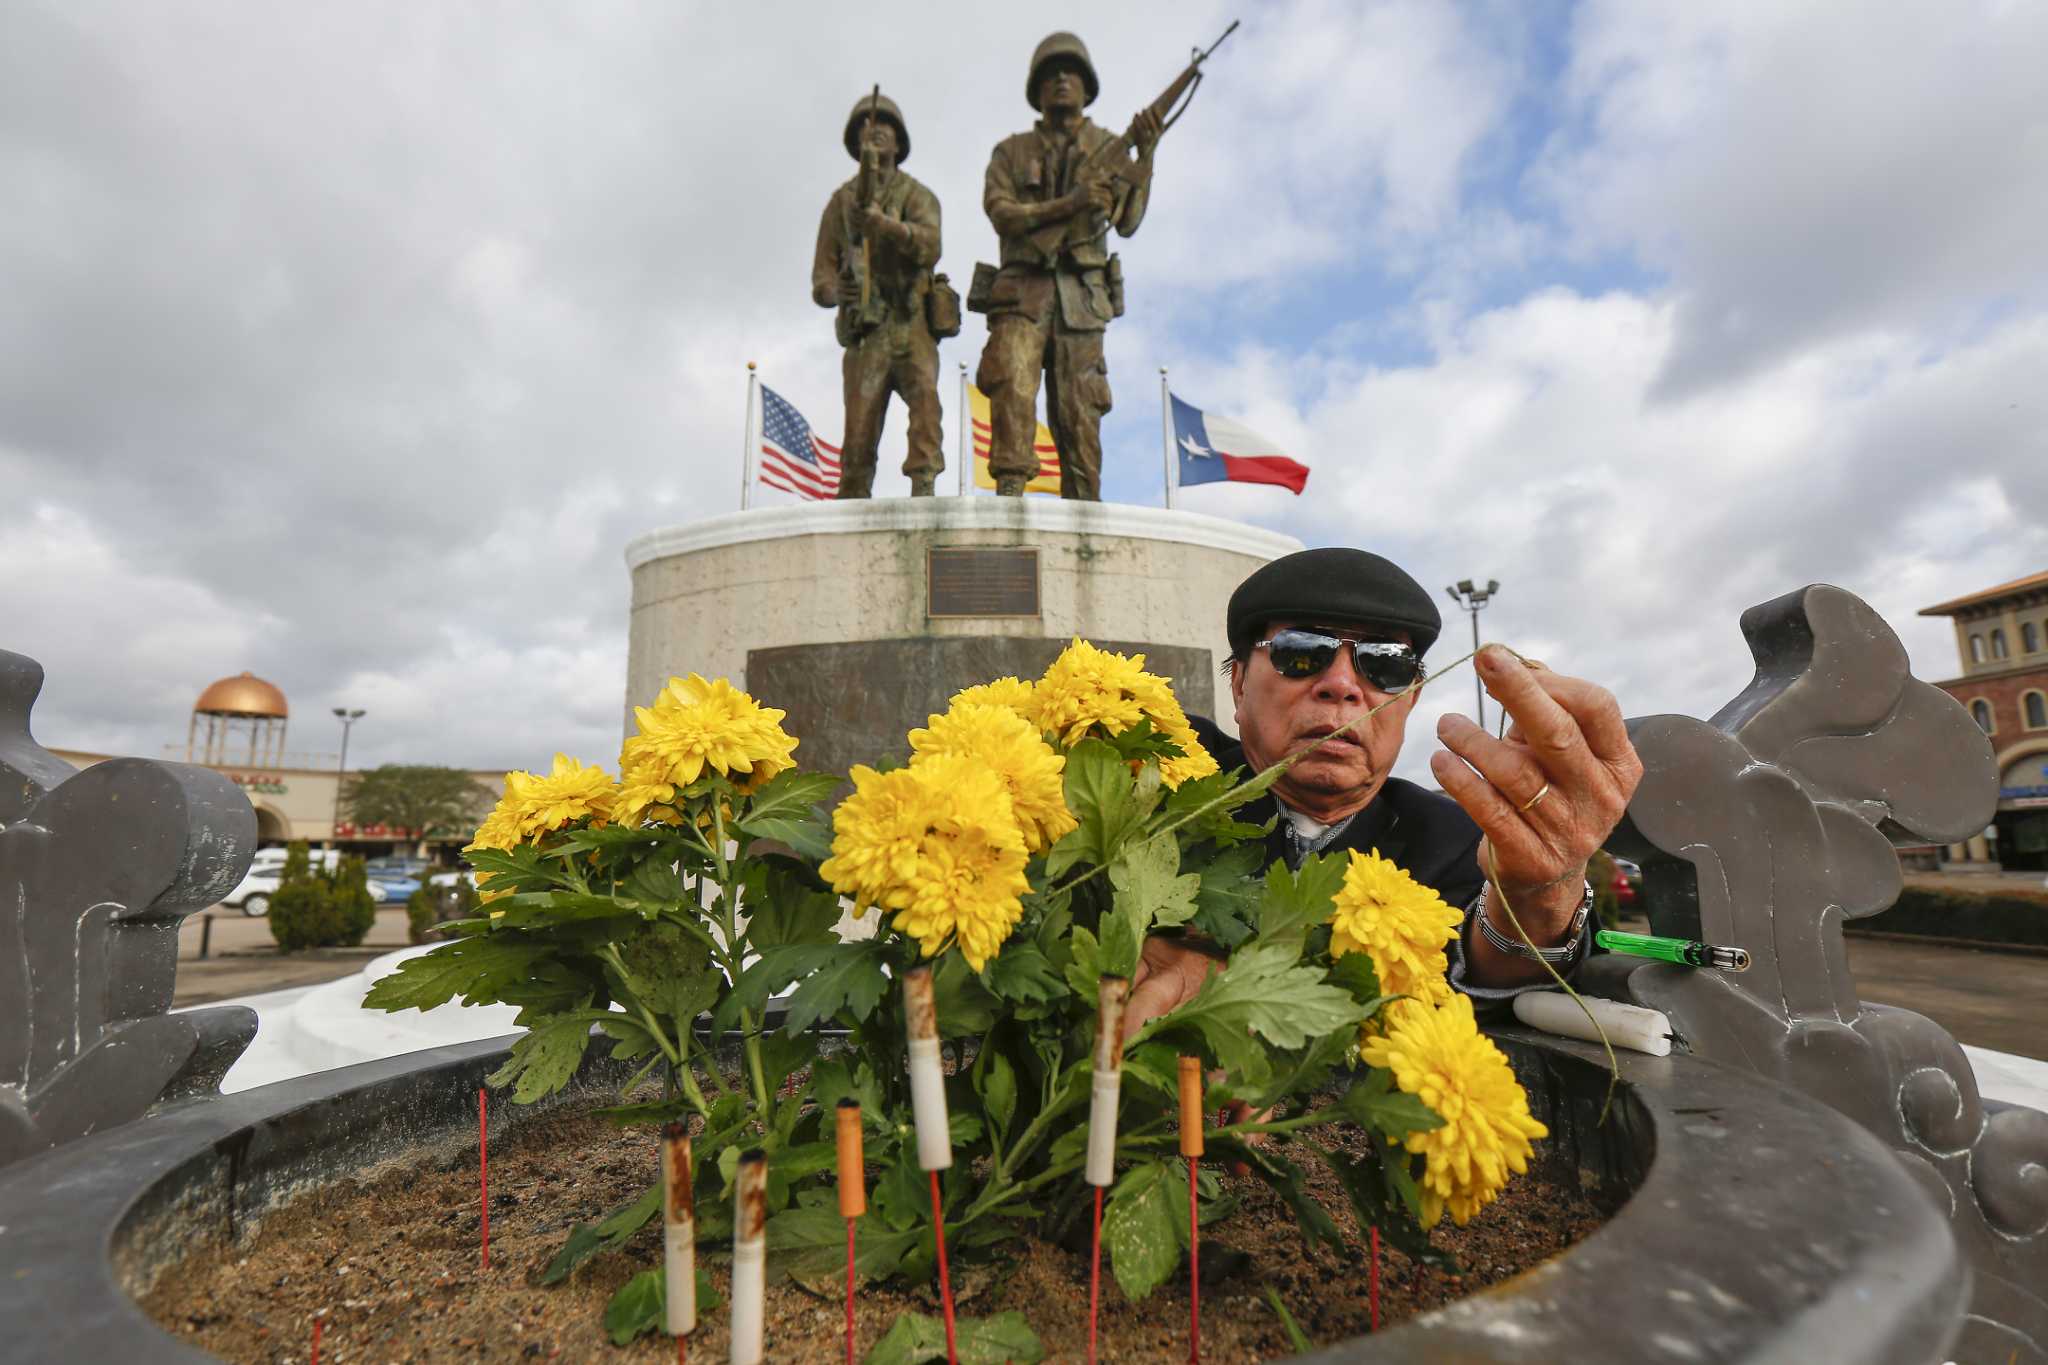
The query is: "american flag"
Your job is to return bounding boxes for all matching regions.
[758,385,841,500]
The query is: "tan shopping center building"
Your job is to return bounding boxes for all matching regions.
[52,671,498,858]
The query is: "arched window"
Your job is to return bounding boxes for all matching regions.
[1971,634,1986,662]
[2027,691,2048,730]
[1971,699,1994,732]
[1991,629,2009,659]
[2025,622,2042,654]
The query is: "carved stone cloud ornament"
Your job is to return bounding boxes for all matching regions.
[0,649,258,1167]
[1607,585,2048,1361]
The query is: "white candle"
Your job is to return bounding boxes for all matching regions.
[903,967,952,1171]
[1512,990,1674,1057]
[1086,976,1129,1188]
[731,1150,767,1365]
[661,1124,695,1336]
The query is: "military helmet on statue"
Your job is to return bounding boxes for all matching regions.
[842,91,911,164]
[1026,31,1100,109]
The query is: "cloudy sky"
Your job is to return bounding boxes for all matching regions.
[6,1,2046,784]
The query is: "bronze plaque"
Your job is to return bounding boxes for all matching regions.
[927,547,1040,618]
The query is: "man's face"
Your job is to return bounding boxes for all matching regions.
[1230,619,1420,819]
[1036,58,1087,115]
[857,116,899,162]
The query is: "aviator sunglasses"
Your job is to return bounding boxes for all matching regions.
[1254,629,1425,692]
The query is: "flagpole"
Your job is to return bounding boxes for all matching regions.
[957,362,969,498]
[739,361,758,511]
[1159,367,1175,510]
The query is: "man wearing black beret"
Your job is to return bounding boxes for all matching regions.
[1127,547,1644,1031]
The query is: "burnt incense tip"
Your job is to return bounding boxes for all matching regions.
[740,1147,767,1166]
[836,1097,861,1111]
[663,1120,689,1139]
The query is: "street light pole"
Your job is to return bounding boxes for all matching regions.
[331,707,365,849]
[1443,579,1500,730]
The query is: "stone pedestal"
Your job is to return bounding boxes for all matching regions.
[623,500,1300,776]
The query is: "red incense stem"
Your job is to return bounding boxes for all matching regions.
[845,1217,858,1365]
[478,1087,490,1269]
[1369,1225,1381,1331]
[1088,1183,1104,1365]
[677,1332,686,1365]
[929,1169,957,1364]
[311,1313,323,1365]
[1188,1156,1201,1363]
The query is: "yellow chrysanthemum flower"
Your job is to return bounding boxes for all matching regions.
[908,701,1077,853]
[1029,639,1217,787]
[1328,848,1462,1014]
[512,753,618,836]
[613,755,684,828]
[949,676,1039,728]
[621,673,799,795]
[466,772,534,911]
[1360,993,1549,1227]
[819,754,1030,971]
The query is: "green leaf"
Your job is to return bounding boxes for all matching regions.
[980,944,1065,1004]
[1044,739,1150,878]
[864,1310,1045,1365]
[1328,950,1382,1005]
[1098,898,1143,979]
[931,951,999,1036]
[742,858,844,951]
[1110,833,1201,931]
[737,812,834,861]
[739,769,842,825]
[871,1145,926,1232]
[1338,1073,1445,1138]
[1318,1135,1454,1269]
[540,1181,661,1284]
[602,1267,724,1346]
[1132,941,1366,1080]
[1221,1138,1345,1255]
[714,942,841,1033]
[362,935,555,1013]
[1159,767,1273,845]
[1104,1159,1182,1302]
[1262,1285,1313,1355]
[624,857,685,907]
[1257,853,1348,953]
[768,1205,919,1293]
[975,1048,1017,1144]
[1062,925,1103,1001]
[779,939,891,1035]
[486,1010,612,1104]
[1189,840,1267,947]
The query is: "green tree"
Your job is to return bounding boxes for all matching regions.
[340,764,493,847]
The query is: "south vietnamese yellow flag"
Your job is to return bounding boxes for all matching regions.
[968,384,1062,493]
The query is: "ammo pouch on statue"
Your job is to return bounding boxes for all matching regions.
[1106,253,1125,319]
[966,261,997,314]
[926,273,963,338]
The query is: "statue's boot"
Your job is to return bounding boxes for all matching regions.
[995,475,1026,497]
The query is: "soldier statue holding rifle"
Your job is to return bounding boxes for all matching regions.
[972,25,1234,500]
[811,90,958,499]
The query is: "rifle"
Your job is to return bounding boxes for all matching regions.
[1024,20,1238,262]
[857,83,880,311]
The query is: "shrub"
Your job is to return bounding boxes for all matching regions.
[268,844,377,951]
[406,874,479,944]
[1850,882,2048,948]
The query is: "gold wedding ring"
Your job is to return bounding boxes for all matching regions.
[1519,781,1552,813]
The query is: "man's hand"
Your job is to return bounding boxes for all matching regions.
[1064,179,1116,219]
[859,203,900,245]
[1122,934,1224,1044]
[834,274,859,307]
[1429,646,1642,975]
[1127,107,1163,156]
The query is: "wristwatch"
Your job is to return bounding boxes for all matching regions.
[1472,879,1593,965]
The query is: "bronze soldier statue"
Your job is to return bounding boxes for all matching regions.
[811,91,956,498]
[975,34,1162,500]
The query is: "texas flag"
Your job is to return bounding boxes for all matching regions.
[1170,394,1310,494]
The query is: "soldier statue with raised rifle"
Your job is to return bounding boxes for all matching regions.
[811,91,958,498]
[972,28,1233,500]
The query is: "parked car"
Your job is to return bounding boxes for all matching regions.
[427,864,475,889]
[220,849,342,917]
[368,872,424,905]
[1611,856,1643,909]
[364,856,432,879]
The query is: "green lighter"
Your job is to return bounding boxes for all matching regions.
[1595,929,1750,972]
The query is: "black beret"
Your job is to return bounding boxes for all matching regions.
[1227,548,1442,659]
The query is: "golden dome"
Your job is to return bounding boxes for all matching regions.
[194,672,289,719]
